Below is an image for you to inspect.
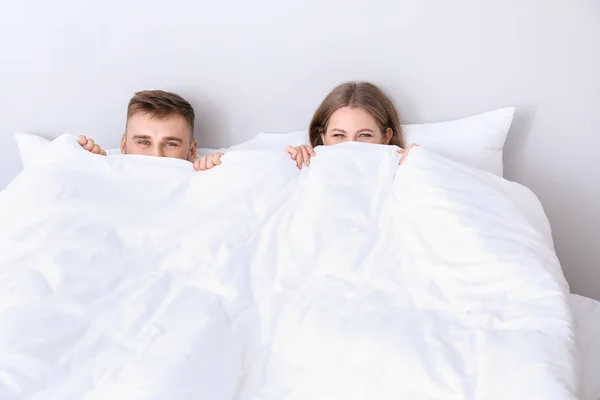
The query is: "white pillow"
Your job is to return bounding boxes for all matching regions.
[14,132,51,168]
[192,131,308,156]
[14,133,122,168]
[14,108,514,176]
[403,108,514,177]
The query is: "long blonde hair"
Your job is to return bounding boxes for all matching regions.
[308,81,404,148]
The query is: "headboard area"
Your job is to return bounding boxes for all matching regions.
[1,0,599,299]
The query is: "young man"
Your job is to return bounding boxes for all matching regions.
[79,90,215,169]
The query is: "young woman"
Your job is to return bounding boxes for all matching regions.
[194,81,417,171]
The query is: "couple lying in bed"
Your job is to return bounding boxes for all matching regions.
[79,81,419,170]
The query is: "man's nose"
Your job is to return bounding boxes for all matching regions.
[149,146,166,157]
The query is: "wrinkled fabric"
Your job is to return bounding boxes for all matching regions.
[571,294,600,400]
[0,139,577,399]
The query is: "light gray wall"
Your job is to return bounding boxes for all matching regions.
[1,0,599,299]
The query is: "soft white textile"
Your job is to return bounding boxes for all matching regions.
[0,135,576,399]
[571,294,600,400]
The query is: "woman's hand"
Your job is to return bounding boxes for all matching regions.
[285,144,316,169]
[77,135,107,156]
[193,152,224,171]
[397,143,419,164]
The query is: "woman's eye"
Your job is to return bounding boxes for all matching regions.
[359,133,372,137]
[332,134,345,137]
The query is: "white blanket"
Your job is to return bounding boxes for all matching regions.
[0,136,578,399]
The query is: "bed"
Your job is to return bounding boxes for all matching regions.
[572,294,600,400]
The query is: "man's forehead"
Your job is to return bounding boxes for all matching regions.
[125,114,192,140]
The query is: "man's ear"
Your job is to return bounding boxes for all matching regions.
[188,139,197,162]
[385,128,394,145]
[120,134,127,154]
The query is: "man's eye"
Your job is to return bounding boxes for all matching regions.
[165,142,178,147]
[138,141,150,145]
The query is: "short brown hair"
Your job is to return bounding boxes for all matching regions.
[127,90,195,135]
[309,81,404,148]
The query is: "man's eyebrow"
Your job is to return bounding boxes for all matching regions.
[330,128,347,133]
[131,135,152,140]
[162,136,183,143]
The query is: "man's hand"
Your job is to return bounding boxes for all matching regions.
[193,152,224,171]
[77,135,107,156]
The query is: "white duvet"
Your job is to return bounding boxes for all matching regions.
[0,136,578,399]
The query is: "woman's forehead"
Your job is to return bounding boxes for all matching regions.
[328,107,379,129]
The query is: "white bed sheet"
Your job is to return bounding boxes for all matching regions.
[572,294,600,400]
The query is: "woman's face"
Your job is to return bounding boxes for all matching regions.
[321,106,392,146]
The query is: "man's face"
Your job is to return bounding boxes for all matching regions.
[121,113,197,161]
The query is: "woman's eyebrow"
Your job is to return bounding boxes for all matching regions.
[357,128,375,133]
[330,128,346,133]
